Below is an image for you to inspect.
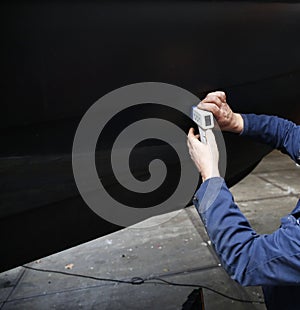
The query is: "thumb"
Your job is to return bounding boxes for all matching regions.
[188,127,200,140]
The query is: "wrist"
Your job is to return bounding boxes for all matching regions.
[231,113,244,133]
[202,169,220,182]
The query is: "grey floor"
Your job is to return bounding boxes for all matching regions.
[1,150,299,310]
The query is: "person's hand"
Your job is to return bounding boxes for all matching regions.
[198,91,244,133]
[187,128,220,182]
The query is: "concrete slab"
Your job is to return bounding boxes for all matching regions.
[2,267,264,310]
[1,206,266,309]
[0,288,11,305]
[229,174,287,202]
[0,267,24,304]
[258,170,299,196]
[5,209,219,302]
[4,149,298,309]
[231,150,299,235]
[252,150,296,173]
[0,290,10,306]
[237,196,299,234]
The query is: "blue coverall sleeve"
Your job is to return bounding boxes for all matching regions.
[194,178,300,286]
[241,114,300,164]
[193,114,300,286]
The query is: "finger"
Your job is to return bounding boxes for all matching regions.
[212,91,226,102]
[206,91,226,100]
[202,94,223,107]
[189,129,203,145]
[187,136,191,148]
[187,139,195,158]
[197,102,220,115]
[187,129,193,148]
[188,127,196,138]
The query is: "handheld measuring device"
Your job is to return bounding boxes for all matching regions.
[192,106,214,144]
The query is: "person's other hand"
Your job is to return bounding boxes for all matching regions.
[198,91,244,133]
[187,128,220,182]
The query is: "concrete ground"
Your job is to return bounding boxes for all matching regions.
[1,150,299,310]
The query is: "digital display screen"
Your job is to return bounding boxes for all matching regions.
[205,115,211,127]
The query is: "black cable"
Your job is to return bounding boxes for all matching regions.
[22,265,136,284]
[147,276,264,304]
[22,265,265,304]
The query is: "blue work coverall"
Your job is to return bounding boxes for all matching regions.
[193,114,300,309]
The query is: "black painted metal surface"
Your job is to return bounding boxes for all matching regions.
[0,1,299,271]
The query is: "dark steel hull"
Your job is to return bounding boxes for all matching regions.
[1,1,300,272]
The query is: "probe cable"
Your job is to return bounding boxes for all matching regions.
[22,265,265,305]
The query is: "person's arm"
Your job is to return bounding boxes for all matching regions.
[187,95,300,286]
[193,178,300,286]
[198,91,300,164]
[241,113,300,164]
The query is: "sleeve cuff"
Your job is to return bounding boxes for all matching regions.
[193,177,225,225]
[239,114,249,136]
